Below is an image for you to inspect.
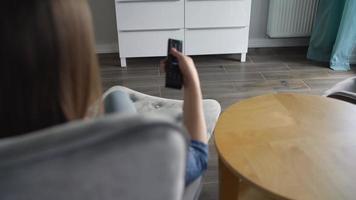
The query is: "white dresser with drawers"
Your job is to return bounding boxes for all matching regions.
[115,0,251,67]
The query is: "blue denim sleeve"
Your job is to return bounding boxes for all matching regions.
[185,140,209,186]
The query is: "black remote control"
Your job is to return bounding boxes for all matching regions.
[165,39,183,90]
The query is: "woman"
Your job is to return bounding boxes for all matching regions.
[0,0,208,186]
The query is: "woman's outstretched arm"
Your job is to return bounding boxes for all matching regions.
[163,48,209,185]
[170,48,207,144]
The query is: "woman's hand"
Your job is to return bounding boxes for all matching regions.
[169,48,200,89]
[161,48,201,90]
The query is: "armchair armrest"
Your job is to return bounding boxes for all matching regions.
[323,77,356,97]
[326,91,356,104]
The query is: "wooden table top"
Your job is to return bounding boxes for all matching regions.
[215,93,356,200]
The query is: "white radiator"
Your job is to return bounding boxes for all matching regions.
[267,0,319,38]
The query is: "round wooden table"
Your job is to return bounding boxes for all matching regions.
[215,93,356,200]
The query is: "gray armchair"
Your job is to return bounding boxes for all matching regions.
[0,114,187,200]
[324,77,356,104]
[103,86,222,200]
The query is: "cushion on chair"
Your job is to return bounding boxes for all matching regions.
[0,114,187,200]
[103,86,221,139]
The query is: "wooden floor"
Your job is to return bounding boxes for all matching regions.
[99,47,356,200]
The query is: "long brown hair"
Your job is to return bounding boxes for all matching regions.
[0,0,102,137]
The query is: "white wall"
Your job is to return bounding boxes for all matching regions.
[88,0,308,53]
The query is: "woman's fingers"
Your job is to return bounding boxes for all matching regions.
[170,48,193,70]
[170,48,184,59]
[169,48,179,56]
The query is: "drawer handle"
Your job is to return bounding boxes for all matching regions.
[117,0,180,3]
[186,26,246,30]
[120,28,182,32]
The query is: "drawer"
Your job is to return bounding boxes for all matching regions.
[116,0,184,31]
[185,0,251,29]
[185,27,249,55]
[119,29,184,58]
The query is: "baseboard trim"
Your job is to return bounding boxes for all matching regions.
[96,40,356,64]
[248,38,309,48]
[96,43,119,54]
[95,38,310,54]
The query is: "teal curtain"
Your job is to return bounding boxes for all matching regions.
[307,0,356,71]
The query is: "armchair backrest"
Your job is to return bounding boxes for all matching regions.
[0,114,187,200]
